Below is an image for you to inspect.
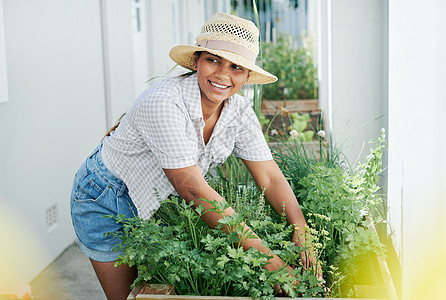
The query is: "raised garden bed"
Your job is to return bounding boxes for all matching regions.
[127,216,397,300]
[117,130,393,300]
[261,100,320,115]
[268,141,328,162]
[127,226,397,300]
[129,253,397,300]
[260,100,323,143]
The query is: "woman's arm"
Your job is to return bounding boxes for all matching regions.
[163,165,287,272]
[242,159,321,276]
[242,159,308,243]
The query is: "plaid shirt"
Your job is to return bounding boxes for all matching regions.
[102,73,272,219]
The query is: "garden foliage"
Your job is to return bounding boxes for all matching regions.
[110,196,323,299]
[262,34,318,100]
[109,129,387,298]
[273,129,387,296]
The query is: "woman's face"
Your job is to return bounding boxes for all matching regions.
[195,52,250,105]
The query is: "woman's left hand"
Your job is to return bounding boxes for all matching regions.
[293,227,323,280]
[300,247,323,280]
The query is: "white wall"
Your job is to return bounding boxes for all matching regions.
[204,0,230,19]
[388,1,446,298]
[101,0,135,127]
[0,0,230,289]
[145,0,204,81]
[329,1,446,296]
[0,0,7,104]
[0,0,134,287]
[144,0,230,82]
[331,0,386,166]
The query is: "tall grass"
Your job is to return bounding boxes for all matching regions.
[251,0,263,118]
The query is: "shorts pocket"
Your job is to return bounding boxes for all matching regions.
[73,172,113,206]
[73,173,117,213]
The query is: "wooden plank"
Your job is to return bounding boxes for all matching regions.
[135,295,385,300]
[261,99,320,115]
[377,256,398,300]
[366,219,399,300]
[127,283,145,300]
[354,284,387,298]
[140,284,175,295]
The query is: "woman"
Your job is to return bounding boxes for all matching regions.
[70,13,317,300]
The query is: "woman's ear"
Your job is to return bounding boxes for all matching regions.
[193,54,199,70]
[244,70,252,85]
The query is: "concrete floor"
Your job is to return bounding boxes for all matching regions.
[30,242,106,300]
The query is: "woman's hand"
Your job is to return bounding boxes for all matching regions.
[293,226,323,280]
[243,159,324,280]
[300,247,323,280]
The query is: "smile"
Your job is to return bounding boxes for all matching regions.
[210,81,230,90]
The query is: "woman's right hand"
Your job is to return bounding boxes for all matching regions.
[273,265,299,296]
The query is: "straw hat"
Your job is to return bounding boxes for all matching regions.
[169,13,278,85]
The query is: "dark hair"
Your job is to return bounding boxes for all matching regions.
[180,51,204,78]
[101,113,125,142]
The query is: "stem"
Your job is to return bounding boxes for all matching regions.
[319,138,323,162]
[188,214,198,248]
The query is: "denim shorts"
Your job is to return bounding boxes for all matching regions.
[70,144,138,262]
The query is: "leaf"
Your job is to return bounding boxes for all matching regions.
[217,255,230,268]
[227,246,244,259]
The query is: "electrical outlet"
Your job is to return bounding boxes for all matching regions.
[45,204,58,232]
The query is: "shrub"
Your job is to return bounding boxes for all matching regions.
[262,34,318,100]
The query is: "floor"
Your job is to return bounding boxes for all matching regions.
[30,242,106,300]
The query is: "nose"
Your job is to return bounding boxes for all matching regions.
[214,63,231,81]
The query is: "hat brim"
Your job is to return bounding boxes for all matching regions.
[169,45,278,85]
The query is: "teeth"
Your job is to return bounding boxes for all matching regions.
[210,81,229,89]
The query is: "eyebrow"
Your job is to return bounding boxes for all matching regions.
[207,53,223,60]
[207,53,243,68]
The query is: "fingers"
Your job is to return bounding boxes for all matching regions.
[317,260,323,279]
[300,249,311,269]
[300,249,323,280]
[274,284,283,296]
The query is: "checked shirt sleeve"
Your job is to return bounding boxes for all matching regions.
[233,104,273,162]
[133,94,198,169]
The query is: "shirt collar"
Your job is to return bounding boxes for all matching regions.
[181,73,203,120]
[218,95,241,128]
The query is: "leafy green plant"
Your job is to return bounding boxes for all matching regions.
[109,195,325,299]
[292,129,387,296]
[270,126,337,196]
[212,155,254,192]
[288,112,315,142]
[262,33,318,100]
[108,130,387,299]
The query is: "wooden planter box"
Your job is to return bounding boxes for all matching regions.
[127,250,397,299]
[261,99,320,115]
[127,221,397,300]
[261,99,324,144]
[268,141,328,162]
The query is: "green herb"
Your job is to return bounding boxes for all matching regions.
[108,195,324,299]
[292,129,388,296]
[262,33,318,100]
[108,130,387,298]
